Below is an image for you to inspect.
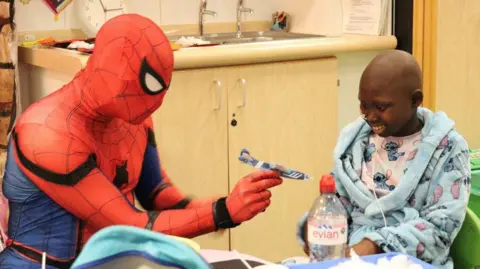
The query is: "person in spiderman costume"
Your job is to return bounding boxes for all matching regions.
[0,14,283,269]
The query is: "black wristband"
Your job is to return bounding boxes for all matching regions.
[213,197,240,230]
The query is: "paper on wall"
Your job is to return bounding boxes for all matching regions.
[342,0,392,36]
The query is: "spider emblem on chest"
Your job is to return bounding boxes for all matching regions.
[113,161,129,189]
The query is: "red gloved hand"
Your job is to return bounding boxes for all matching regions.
[226,170,282,224]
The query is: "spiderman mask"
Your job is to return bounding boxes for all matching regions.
[84,14,174,124]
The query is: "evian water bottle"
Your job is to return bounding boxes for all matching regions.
[307,174,348,262]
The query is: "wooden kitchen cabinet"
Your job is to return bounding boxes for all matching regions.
[151,57,339,261]
[151,67,231,251]
[227,58,338,261]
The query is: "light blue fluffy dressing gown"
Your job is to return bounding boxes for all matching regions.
[297,107,471,269]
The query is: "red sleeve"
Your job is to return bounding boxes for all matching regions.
[12,124,218,238]
[150,169,190,210]
[142,117,196,211]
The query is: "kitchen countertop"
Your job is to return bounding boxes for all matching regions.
[18,34,397,74]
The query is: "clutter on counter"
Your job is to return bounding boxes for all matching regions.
[271,11,290,32]
[175,36,209,46]
[20,36,181,53]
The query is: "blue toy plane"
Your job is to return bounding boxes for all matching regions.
[238,148,311,180]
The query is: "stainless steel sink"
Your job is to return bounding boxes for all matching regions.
[168,31,325,46]
[220,36,274,44]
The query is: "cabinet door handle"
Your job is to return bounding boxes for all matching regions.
[213,80,222,110]
[238,78,246,108]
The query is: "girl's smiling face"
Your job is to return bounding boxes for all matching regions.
[359,72,423,138]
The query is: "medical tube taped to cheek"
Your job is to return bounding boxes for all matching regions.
[238,148,311,180]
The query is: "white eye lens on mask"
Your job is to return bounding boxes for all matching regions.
[144,72,164,93]
[139,58,167,95]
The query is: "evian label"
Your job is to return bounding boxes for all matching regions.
[307,217,347,246]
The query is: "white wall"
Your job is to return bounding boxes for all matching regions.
[275,0,344,36]
[14,0,277,31]
[274,0,393,36]
[15,0,391,35]
[158,0,276,25]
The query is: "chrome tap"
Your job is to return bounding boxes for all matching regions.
[199,0,217,36]
[236,0,254,38]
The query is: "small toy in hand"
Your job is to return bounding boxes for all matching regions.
[238,148,311,180]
